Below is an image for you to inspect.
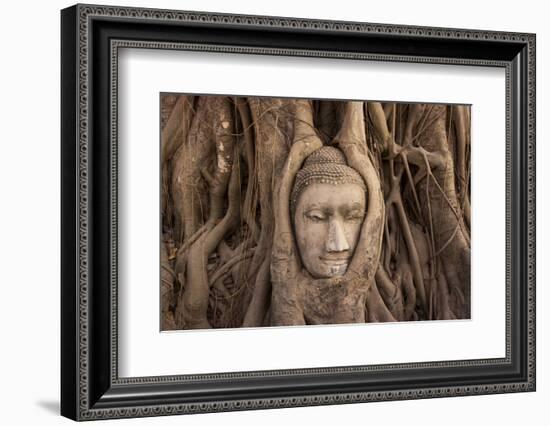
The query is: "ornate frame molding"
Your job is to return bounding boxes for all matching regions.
[61,3,535,421]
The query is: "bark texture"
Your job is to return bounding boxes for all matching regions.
[160,96,471,329]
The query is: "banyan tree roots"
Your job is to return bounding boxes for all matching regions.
[160,95,471,330]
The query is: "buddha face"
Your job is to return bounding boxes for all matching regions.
[293,183,366,279]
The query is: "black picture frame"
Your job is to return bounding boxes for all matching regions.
[61,3,536,421]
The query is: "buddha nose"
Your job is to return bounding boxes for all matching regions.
[326,219,350,252]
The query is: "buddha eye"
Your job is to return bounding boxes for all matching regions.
[305,210,326,222]
[345,211,364,221]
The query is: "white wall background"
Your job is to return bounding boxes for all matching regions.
[0,0,545,424]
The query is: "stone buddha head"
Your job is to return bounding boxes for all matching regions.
[291,146,367,279]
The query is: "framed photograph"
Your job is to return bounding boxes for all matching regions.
[61,3,536,421]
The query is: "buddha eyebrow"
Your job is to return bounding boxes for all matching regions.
[304,202,330,210]
[339,203,365,214]
[304,205,334,215]
[343,202,364,210]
